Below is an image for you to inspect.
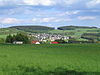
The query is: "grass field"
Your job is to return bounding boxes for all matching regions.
[0,44,100,75]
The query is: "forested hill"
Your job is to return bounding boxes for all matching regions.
[0,25,99,39]
[9,26,55,30]
[9,25,98,31]
[58,26,98,30]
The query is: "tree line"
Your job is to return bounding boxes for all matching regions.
[81,33,100,43]
[6,33,30,44]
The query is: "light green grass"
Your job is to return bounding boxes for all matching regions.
[0,44,100,73]
[0,28,25,39]
[0,35,7,38]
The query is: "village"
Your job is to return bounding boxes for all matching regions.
[11,33,70,44]
[28,33,70,44]
[5,31,99,44]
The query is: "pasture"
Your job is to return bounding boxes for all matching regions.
[0,44,100,75]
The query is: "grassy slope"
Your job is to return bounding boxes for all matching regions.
[49,28,100,39]
[0,44,100,73]
[0,28,25,39]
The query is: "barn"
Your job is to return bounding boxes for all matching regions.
[51,41,59,44]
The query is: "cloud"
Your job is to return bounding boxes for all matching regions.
[0,0,78,7]
[59,10,80,16]
[63,0,77,5]
[0,0,100,28]
[22,0,78,6]
[1,18,20,24]
[0,0,22,6]
[32,17,57,23]
[22,0,55,6]
[0,0,4,6]
[78,16,96,20]
[86,0,100,8]
[32,17,71,23]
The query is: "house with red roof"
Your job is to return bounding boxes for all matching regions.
[31,41,40,44]
[51,41,59,44]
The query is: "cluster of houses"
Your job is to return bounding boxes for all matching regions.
[28,33,70,44]
[13,33,70,44]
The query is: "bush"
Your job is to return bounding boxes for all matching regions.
[3,65,99,75]
[68,39,94,43]
[5,34,13,43]
[0,38,5,43]
[55,39,67,44]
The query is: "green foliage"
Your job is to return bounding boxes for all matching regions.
[0,38,5,43]
[15,33,30,44]
[0,26,99,40]
[55,39,66,43]
[5,33,30,44]
[10,26,55,31]
[5,34,13,43]
[58,26,97,30]
[2,65,99,75]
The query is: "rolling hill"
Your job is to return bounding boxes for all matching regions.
[58,26,97,30]
[9,26,55,30]
[0,25,100,41]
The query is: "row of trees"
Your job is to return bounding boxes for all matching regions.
[55,39,95,44]
[58,26,97,30]
[81,33,100,43]
[6,33,30,44]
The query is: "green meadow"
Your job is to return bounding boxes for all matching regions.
[0,44,100,75]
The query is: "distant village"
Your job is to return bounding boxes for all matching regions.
[3,25,100,44]
[28,33,70,44]
[5,32,100,44]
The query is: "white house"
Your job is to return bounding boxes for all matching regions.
[35,42,40,44]
[13,41,23,44]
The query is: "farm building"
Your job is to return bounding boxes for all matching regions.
[31,41,40,44]
[13,41,23,44]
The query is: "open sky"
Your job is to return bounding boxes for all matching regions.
[0,0,100,28]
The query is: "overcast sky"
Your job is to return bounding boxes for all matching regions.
[0,0,100,28]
